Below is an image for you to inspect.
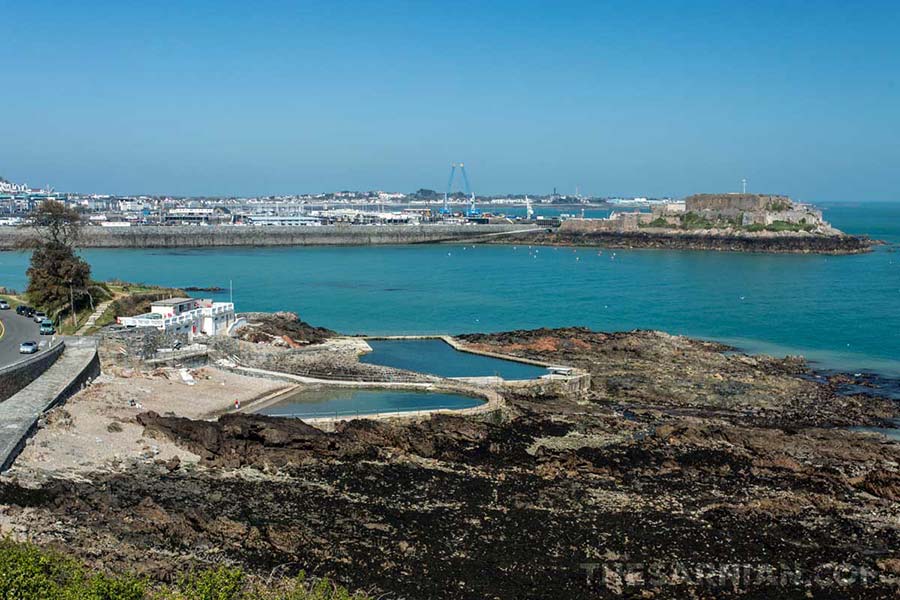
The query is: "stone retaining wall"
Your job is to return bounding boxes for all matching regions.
[98,327,191,367]
[0,342,65,403]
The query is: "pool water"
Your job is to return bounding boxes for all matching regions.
[254,387,483,419]
[360,338,547,379]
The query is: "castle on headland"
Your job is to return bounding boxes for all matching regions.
[681,194,826,228]
[559,193,837,235]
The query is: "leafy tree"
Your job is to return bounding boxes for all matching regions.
[19,200,94,317]
[21,199,84,247]
[412,188,439,199]
[26,242,92,314]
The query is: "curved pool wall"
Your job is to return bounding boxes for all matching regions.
[360,338,548,380]
[253,387,484,419]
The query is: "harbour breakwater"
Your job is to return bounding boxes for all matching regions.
[484,228,876,254]
[0,224,537,249]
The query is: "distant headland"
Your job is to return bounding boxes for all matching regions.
[491,193,878,254]
[0,190,878,254]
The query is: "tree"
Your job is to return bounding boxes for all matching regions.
[21,199,84,247]
[413,188,439,199]
[19,201,93,318]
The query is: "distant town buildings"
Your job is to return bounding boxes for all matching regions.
[0,173,741,229]
[0,177,29,194]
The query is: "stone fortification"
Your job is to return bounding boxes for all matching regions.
[684,193,791,213]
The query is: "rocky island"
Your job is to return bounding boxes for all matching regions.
[490,193,877,254]
[1,313,898,598]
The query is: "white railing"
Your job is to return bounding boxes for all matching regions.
[119,310,199,330]
[201,303,234,316]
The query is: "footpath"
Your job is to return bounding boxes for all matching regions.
[0,338,99,471]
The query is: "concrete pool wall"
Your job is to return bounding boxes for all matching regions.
[210,333,589,427]
[362,335,591,392]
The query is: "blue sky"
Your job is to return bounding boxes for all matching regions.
[1,0,898,201]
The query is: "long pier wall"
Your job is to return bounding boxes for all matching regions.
[0,224,535,249]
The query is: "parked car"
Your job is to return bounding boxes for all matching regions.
[16,305,34,317]
[19,341,39,354]
[0,300,9,310]
[39,320,55,335]
[32,310,48,323]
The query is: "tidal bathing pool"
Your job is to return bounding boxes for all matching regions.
[254,387,484,419]
[360,338,548,380]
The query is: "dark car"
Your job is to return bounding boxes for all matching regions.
[16,305,35,317]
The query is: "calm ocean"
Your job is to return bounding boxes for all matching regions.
[1,202,898,375]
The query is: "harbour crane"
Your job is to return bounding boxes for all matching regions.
[442,162,479,217]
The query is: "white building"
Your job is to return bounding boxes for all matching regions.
[246,214,322,226]
[117,297,236,337]
[118,199,150,212]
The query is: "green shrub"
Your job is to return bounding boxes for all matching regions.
[681,212,715,229]
[175,567,245,600]
[0,539,369,600]
[0,538,147,600]
[642,217,670,228]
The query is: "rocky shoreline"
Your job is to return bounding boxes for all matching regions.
[481,229,878,254]
[1,326,898,598]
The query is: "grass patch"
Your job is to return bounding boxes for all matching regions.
[680,212,715,230]
[639,217,671,228]
[0,538,370,599]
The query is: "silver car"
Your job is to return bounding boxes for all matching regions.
[19,341,39,354]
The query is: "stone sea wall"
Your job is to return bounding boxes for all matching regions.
[0,224,533,249]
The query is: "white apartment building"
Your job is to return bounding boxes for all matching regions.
[117,297,236,337]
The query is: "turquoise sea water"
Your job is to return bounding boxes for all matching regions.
[1,201,898,375]
[361,339,548,379]
[255,388,482,418]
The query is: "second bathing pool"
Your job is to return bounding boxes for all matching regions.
[360,338,548,380]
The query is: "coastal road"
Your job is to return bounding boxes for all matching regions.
[0,310,41,368]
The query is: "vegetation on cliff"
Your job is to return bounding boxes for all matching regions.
[0,538,369,600]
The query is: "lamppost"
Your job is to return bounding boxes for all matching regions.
[65,283,94,329]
